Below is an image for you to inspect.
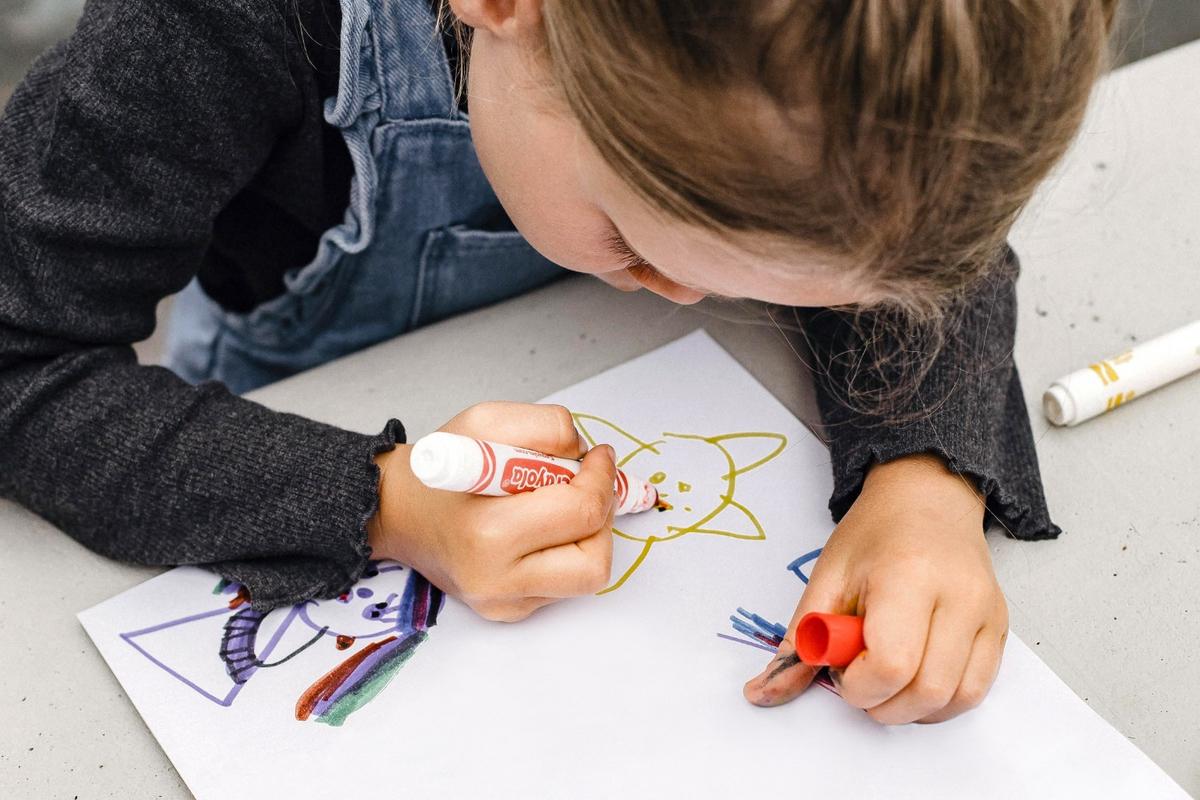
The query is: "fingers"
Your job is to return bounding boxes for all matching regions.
[485,444,617,552]
[514,526,613,598]
[450,442,615,612]
[445,402,587,459]
[743,639,818,707]
[486,446,616,599]
[837,575,936,711]
[473,596,559,623]
[918,626,1007,723]
[863,604,977,724]
[743,554,846,707]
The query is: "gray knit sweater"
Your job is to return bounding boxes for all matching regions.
[0,0,1057,612]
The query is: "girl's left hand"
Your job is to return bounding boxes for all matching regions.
[742,453,1009,724]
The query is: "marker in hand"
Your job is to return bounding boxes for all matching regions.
[410,431,666,516]
[796,612,865,668]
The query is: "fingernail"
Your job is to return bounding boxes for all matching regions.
[575,430,588,454]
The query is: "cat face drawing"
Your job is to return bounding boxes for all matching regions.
[299,564,419,641]
[572,413,787,594]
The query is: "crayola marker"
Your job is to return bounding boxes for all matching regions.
[1043,319,1200,427]
[409,431,663,516]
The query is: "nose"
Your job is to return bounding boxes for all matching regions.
[649,282,706,305]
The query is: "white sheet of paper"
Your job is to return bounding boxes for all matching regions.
[79,331,1186,799]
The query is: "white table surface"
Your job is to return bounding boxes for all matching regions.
[2,40,1198,800]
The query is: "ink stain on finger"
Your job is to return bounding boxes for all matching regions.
[766,651,802,681]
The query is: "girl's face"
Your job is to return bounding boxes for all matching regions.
[459,5,873,309]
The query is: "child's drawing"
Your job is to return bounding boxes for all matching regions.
[786,547,823,585]
[573,413,787,593]
[718,547,836,692]
[719,547,822,652]
[120,562,443,726]
[720,607,788,654]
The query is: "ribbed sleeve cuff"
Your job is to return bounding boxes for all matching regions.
[213,417,406,612]
[826,372,1060,541]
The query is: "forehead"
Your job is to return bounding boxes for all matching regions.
[570,130,867,304]
[610,198,868,306]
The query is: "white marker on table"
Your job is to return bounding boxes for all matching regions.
[409,431,665,515]
[1043,319,1200,427]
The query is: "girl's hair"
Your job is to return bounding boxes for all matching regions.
[443,1,1118,417]
[535,0,1118,316]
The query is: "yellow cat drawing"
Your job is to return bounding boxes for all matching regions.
[573,413,787,594]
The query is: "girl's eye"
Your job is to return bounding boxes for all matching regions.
[604,225,708,300]
[604,229,654,272]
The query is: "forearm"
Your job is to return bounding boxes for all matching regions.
[804,246,1059,539]
[0,0,385,610]
[0,336,399,608]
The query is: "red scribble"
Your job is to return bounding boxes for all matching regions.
[227,585,251,610]
[335,634,355,651]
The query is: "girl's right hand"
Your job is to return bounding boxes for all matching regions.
[367,402,616,622]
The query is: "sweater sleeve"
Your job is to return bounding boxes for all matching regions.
[803,246,1059,540]
[0,0,391,610]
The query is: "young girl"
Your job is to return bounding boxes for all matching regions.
[0,0,1115,726]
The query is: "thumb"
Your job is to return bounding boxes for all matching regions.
[743,568,846,707]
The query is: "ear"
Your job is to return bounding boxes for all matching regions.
[684,497,766,542]
[708,432,788,477]
[572,413,660,465]
[446,0,542,37]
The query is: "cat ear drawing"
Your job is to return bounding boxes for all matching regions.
[659,431,787,541]
[703,432,788,479]
[572,413,662,464]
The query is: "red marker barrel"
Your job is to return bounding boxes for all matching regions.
[796,612,865,668]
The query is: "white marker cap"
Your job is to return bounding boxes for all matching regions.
[409,432,485,492]
[1042,384,1076,427]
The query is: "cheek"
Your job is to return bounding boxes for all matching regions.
[473,121,613,272]
[467,72,616,272]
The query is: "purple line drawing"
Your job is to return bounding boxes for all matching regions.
[119,561,444,724]
[716,633,777,654]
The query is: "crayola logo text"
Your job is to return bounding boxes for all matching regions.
[500,459,574,493]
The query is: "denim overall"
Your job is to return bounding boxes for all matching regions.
[164,0,562,394]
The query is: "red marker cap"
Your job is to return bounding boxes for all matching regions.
[796,612,865,668]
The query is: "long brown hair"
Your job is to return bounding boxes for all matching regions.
[444,1,1118,414]
[537,0,1117,315]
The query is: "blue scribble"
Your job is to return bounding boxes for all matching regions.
[718,547,823,651]
[721,607,787,652]
[786,547,822,584]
